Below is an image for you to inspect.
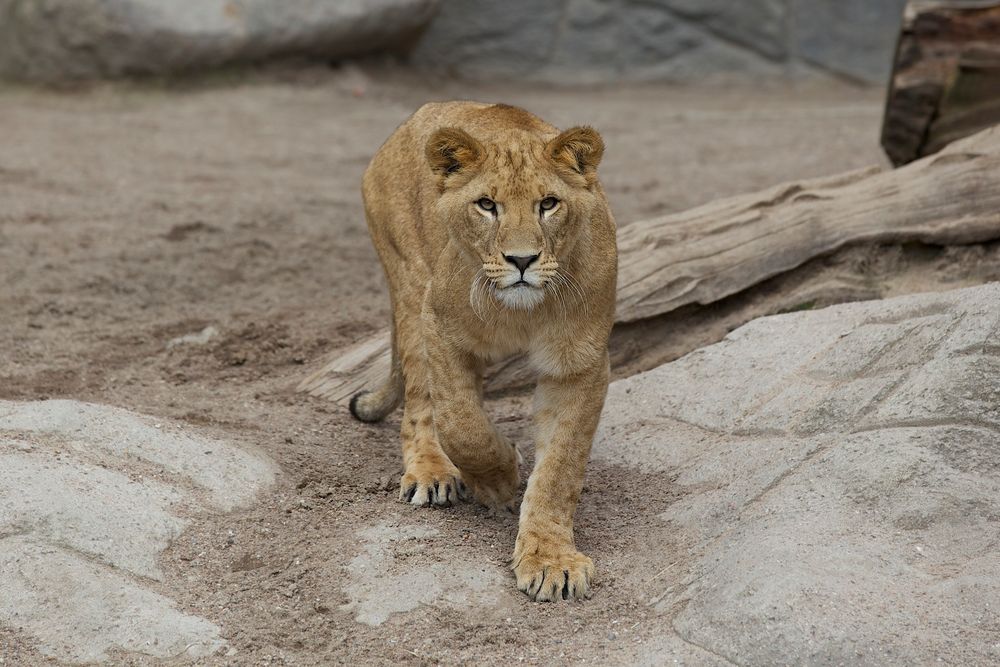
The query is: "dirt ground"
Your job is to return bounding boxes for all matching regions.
[1,65,997,665]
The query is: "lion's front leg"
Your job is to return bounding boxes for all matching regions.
[513,355,609,601]
[423,311,520,509]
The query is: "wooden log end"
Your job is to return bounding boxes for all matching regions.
[297,331,392,405]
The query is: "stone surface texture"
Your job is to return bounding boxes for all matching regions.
[409,0,909,84]
[594,282,1000,665]
[1,0,910,83]
[340,521,508,627]
[0,0,439,81]
[790,0,911,81]
[2,284,998,662]
[0,400,277,664]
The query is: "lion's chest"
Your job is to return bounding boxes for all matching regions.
[467,318,587,378]
[469,321,535,364]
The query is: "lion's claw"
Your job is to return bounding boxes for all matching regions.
[513,548,594,602]
[398,462,463,507]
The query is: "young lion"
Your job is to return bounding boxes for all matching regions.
[349,101,617,601]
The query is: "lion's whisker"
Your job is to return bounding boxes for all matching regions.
[558,268,589,317]
[546,273,572,321]
[470,269,490,321]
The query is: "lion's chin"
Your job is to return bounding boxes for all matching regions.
[496,284,546,310]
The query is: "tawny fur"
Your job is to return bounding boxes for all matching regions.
[351,101,617,602]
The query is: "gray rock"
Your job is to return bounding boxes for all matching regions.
[339,521,510,626]
[0,400,277,663]
[410,0,786,84]
[0,537,225,663]
[595,283,1000,665]
[0,0,905,83]
[615,4,705,69]
[407,0,564,79]
[0,450,185,579]
[409,0,905,84]
[548,0,629,73]
[614,10,786,83]
[659,0,787,60]
[0,399,277,510]
[0,0,439,81]
[791,0,908,82]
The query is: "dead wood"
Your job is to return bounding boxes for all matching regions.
[300,126,1000,405]
[882,0,1000,166]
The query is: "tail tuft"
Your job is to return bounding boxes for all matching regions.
[347,333,403,422]
[349,389,398,423]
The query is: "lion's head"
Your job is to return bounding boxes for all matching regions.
[425,124,605,312]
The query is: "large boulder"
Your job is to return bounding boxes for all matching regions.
[407,0,787,83]
[0,0,439,81]
[791,0,910,83]
[408,0,907,83]
[594,282,1000,664]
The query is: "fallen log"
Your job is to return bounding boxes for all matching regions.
[881,0,1000,166]
[299,125,1000,404]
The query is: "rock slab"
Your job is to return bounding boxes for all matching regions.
[595,283,1000,665]
[409,0,908,83]
[0,0,439,81]
[340,521,508,627]
[0,400,277,664]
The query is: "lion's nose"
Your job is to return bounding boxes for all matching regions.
[503,254,539,275]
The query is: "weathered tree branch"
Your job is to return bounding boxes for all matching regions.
[300,126,1000,404]
[881,0,1000,166]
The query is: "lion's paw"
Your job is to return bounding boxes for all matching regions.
[460,464,520,512]
[512,545,594,602]
[399,459,465,507]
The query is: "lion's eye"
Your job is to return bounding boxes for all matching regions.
[540,197,559,212]
[477,197,496,212]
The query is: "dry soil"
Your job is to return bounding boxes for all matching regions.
[1,65,994,665]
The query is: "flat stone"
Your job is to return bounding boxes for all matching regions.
[595,283,1000,664]
[0,399,277,510]
[0,400,278,664]
[0,449,185,579]
[0,537,225,664]
[340,520,509,626]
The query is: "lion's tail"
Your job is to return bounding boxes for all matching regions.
[348,331,402,423]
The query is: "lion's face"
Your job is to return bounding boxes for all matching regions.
[427,126,604,312]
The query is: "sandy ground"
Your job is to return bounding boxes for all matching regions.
[3,65,991,665]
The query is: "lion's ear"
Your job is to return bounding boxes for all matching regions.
[425,127,484,182]
[545,126,604,184]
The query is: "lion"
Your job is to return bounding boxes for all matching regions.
[349,101,617,602]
